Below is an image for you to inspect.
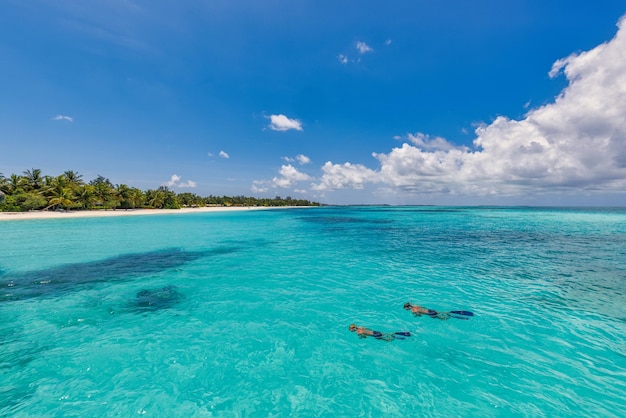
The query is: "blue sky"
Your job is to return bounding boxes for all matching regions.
[1,1,626,205]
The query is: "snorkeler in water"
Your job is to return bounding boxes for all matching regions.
[349,324,411,341]
[404,302,474,320]
[403,302,446,319]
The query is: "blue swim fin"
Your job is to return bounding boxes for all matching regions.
[449,310,473,316]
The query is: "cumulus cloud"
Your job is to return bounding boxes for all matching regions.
[406,133,468,152]
[162,174,196,188]
[356,41,373,54]
[52,114,73,122]
[219,150,230,158]
[267,114,303,131]
[338,54,348,65]
[312,162,379,191]
[272,164,311,188]
[312,15,626,199]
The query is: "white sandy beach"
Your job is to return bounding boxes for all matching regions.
[0,206,281,221]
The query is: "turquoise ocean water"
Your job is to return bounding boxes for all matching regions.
[1,206,625,417]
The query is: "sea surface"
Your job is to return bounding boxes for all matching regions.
[1,206,625,417]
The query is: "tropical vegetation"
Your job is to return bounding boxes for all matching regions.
[0,169,320,212]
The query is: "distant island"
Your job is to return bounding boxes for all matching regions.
[0,169,321,212]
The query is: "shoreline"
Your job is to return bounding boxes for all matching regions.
[0,206,296,221]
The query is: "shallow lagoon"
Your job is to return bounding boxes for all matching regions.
[1,207,625,416]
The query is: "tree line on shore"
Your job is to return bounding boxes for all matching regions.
[0,169,320,212]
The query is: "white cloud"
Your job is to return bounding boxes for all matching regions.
[52,114,73,122]
[338,41,374,66]
[407,133,467,152]
[283,154,310,165]
[385,39,392,46]
[177,180,197,188]
[312,162,379,191]
[162,174,181,187]
[296,154,311,165]
[272,164,311,188]
[162,174,197,189]
[356,41,373,54]
[251,180,269,193]
[312,15,626,199]
[219,150,230,158]
[267,114,303,131]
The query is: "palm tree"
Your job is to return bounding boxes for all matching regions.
[115,184,132,209]
[63,171,84,187]
[75,185,97,210]
[90,176,116,209]
[0,172,7,194]
[0,174,5,205]
[7,174,24,194]
[42,176,76,211]
[43,175,57,189]
[22,168,43,191]
[44,186,75,211]
[159,186,180,209]
[145,188,166,209]
[129,188,145,209]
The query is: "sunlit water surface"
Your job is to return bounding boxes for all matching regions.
[1,207,625,416]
